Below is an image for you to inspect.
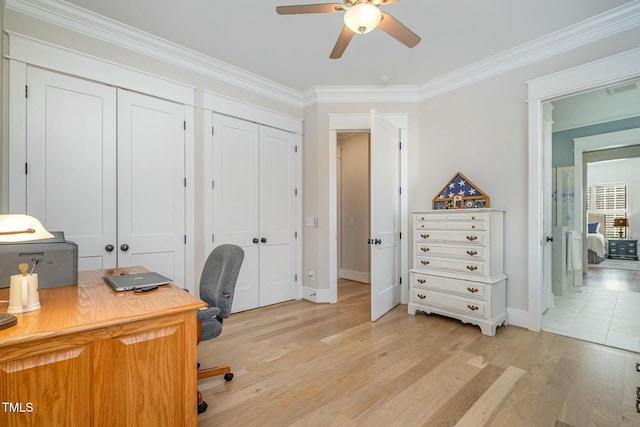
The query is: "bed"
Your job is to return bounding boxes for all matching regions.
[587,213,607,264]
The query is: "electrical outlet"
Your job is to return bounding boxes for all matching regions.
[308,269,315,280]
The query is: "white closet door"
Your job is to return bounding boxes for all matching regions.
[117,90,186,284]
[259,126,297,306]
[211,114,260,312]
[370,110,401,321]
[26,67,117,271]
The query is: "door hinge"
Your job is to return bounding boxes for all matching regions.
[184,178,187,187]
[212,234,215,243]
[399,232,402,239]
[399,187,402,194]
[25,85,28,98]
[183,121,187,130]
[294,188,298,196]
[25,163,28,175]
[212,126,215,135]
[399,142,402,150]
[294,145,298,153]
[399,277,402,285]
[295,274,298,282]
[212,180,215,189]
[184,235,187,244]
[295,231,298,239]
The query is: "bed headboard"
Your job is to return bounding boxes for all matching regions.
[587,212,606,235]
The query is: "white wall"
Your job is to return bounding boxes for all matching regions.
[588,157,640,240]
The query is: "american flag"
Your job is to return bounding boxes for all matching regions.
[439,174,482,199]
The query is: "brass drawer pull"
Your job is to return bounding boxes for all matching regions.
[467,305,479,311]
[467,287,479,293]
[417,294,426,300]
[421,247,430,252]
[421,260,430,266]
[466,250,478,256]
[417,278,426,284]
[466,235,478,241]
[420,234,429,239]
[466,265,478,271]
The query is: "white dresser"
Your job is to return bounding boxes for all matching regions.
[408,209,507,336]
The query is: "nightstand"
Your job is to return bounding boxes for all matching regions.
[608,239,638,260]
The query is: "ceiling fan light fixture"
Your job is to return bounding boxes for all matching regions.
[344,2,382,34]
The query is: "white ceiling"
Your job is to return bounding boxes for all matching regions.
[55,0,634,92]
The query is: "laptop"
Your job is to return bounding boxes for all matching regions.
[104,271,172,292]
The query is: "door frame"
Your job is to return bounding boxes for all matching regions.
[328,113,409,306]
[527,47,640,331]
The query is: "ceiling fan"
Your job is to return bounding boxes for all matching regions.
[276,0,421,59]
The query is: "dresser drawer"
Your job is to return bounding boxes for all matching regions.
[415,220,486,231]
[416,243,484,259]
[411,273,485,299]
[412,289,486,318]
[414,213,490,223]
[416,256,485,276]
[414,230,485,245]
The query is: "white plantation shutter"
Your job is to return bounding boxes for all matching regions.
[587,184,627,238]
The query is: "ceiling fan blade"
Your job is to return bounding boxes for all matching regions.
[276,4,346,15]
[378,12,421,48]
[373,0,400,4]
[330,26,355,59]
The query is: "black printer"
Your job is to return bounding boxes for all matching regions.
[0,232,78,288]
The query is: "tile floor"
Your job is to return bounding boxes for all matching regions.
[542,286,640,353]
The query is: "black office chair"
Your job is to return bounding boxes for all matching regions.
[196,244,244,414]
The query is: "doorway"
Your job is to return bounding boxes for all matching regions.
[337,132,371,285]
[541,88,640,351]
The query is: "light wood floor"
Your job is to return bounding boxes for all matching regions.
[197,280,640,426]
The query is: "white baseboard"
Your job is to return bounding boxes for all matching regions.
[302,287,335,304]
[506,307,535,331]
[339,269,370,283]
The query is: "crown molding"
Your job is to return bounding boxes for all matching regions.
[3,0,304,108]
[417,0,640,101]
[4,0,640,108]
[303,85,420,107]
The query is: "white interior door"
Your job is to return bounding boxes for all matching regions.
[370,110,401,321]
[117,90,186,283]
[211,113,260,312]
[26,67,117,271]
[259,126,297,306]
[542,102,554,313]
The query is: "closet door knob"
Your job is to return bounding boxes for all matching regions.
[105,244,115,252]
[253,238,259,244]
[120,244,130,252]
[261,237,267,243]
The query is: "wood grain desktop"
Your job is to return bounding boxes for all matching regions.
[0,266,205,426]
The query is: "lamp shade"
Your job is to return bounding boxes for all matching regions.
[613,218,629,227]
[0,214,54,242]
[344,2,382,34]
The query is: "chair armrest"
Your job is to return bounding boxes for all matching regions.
[197,306,221,321]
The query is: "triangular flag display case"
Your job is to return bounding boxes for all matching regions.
[432,171,490,210]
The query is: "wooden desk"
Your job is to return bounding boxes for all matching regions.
[0,267,205,426]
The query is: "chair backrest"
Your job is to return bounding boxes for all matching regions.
[199,244,244,319]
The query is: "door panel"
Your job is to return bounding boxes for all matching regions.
[211,114,260,312]
[117,90,185,283]
[26,67,117,271]
[259,126,297,306]
[370,110,401,321]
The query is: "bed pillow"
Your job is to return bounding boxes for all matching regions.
[588,222,600,234]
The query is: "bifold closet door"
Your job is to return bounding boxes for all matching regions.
[26,67,118,271]
[25,68,186,282]
[258,126,297,307]
[210,113,296,312]
[117,90,186,283]
[211,114,260,312]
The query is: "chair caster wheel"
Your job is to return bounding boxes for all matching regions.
[224,373,234,382]
[198,400,208,414]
